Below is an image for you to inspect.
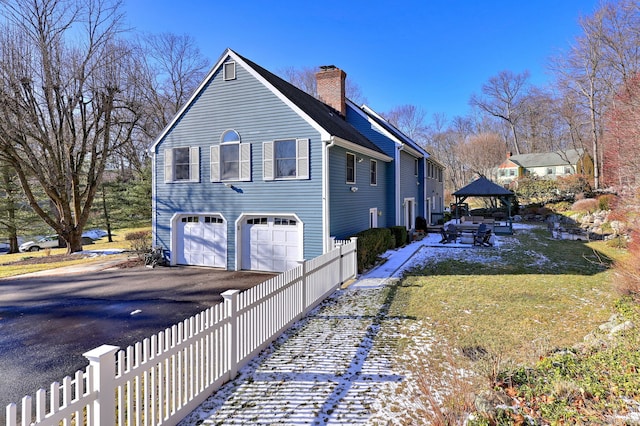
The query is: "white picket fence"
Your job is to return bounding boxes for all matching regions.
[4,238,357,426]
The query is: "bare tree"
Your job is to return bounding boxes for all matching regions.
[424,114,473,194]
[551,8,613,190]
[382,104,429,144]
[280,66,319,97]
[278,65,368,105]
[469,70,531,155]
[0,0,140,253]
[457,132,506,179]
[117,32,210,176]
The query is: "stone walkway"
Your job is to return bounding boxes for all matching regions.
[178,234,475,425]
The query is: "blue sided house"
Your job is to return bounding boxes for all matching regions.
[150,48,445,273]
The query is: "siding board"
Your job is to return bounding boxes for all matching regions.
[154,60,323,269]
[328,145,388,239]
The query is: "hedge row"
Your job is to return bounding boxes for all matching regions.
[389,226,408,249]
[352,227,394,273]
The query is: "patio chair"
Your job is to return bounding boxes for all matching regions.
[439,224,458,244]
[473,224,493,247]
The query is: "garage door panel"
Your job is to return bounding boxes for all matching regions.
[272,245,286,257]
[256,229,271,241]
[177,216,226,268]
[242,217,300,273]
[285,231,298,243]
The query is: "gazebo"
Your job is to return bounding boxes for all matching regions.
[451,176,515,234]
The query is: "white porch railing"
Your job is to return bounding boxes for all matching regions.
[4,238,357,426]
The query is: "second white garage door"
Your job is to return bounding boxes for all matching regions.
[177,215,226,268]
[242,216,301,272]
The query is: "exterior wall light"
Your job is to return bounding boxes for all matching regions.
[350,186,358,192]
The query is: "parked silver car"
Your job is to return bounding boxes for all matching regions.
[19,235,60,252]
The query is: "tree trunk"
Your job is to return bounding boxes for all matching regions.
[102,185,114,243]
[589,94,600,190]
[2,166,20,253]
[63,230,84,254]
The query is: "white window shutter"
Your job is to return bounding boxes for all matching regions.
[164,149,173,183]
[240,143,251,181]
[190,146,200,182]
[210,145,220,182]
[263,141,274,180]
[297,138,309,179]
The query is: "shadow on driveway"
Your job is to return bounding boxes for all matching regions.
[0,265,274,410]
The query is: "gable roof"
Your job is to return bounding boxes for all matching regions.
[356,104,427,158]
[452,176,514,197]
[509,148,587,168]
[151,48,390,161]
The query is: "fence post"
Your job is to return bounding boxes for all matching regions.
[349,237,358,280]
[222,289,240,379]
[83,344,119,426]
[301,261,308,314]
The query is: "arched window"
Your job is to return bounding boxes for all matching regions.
[221,130,240,144]
[211,130,251,182]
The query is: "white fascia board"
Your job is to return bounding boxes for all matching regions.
[231,51,331,140]
[332,137,393,162]
[400,143,423,158]
[149,49,230,153]
[360,104,428,159]
[149,49,331,153]
[354,103,404,147]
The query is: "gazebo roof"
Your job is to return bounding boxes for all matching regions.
[452,176,514,197]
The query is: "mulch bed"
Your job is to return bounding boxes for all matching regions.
[0,253,76,266]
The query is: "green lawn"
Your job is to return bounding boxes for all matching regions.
[387,224,638,423]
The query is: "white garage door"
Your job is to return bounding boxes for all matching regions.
[177,215,226,267]
[242,217,301,272]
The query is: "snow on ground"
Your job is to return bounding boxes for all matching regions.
[179,226,536,425]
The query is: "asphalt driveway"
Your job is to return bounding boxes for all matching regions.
[0,264,274,411]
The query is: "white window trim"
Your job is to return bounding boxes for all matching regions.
[403,197,415,231]
[414,158,419,176]
[370,159,377,186]
[220,129,241,143]
[263,138,309,181]
[346,152,356,184]
[164,147,199,183]
[210,143,251,182]
[223,61,236,81]
[369,207,378,228]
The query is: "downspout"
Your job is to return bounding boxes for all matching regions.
[151,150,157,247]
[395,145,403,226]
[323,137,336,253]
[423,157,428,225]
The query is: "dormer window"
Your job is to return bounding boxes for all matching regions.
[223,61,236,81]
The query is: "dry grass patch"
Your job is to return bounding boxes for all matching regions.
[0,226,149,278]
[385,225,628,422]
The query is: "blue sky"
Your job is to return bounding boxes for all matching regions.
[123,1,600,122]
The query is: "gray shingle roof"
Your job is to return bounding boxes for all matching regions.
[509,148,586,168]
[234,51,386,156]
[452,176,514,197]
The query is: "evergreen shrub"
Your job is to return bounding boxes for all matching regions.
[389,226,408,248]
[353,227,393,273]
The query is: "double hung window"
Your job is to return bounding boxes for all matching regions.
[263,138,309,180]
[164,147,200,183]
[346,153,356,184]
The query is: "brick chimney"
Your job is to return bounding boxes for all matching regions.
[316,65,346,116]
